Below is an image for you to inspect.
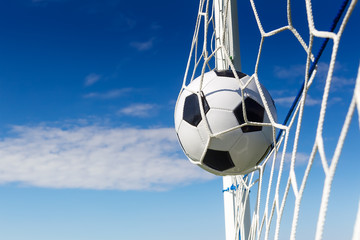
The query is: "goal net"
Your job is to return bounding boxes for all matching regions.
[181,0,360,239]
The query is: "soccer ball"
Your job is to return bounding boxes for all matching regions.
[174,70,277,176]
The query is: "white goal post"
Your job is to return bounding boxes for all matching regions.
[213,1,251,239]
[181,0,360,239]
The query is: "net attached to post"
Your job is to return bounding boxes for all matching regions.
[180,0,360,239]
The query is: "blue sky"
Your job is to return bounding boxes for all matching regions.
[0,0,359,239]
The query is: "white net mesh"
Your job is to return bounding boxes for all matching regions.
[181,0,360,239]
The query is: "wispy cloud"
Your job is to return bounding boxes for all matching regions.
[0,124,213,191]
[316,62,355,90]
[274,64,305,79]
[283,152,309,166]
[331,76,356,89]
[304,95,322,106]
[274,96,295,106]
[275,62,355,91]
[118,103,158,118]
[130,38,155,51]
[84,73,102,87]
[270,152,310,171]
[84,88,132,99]
[274,95,321,107]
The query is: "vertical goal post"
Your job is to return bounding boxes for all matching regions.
[213,1,251,239]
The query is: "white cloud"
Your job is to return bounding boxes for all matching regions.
[84,88,132,99]
[274,96,296,106]
[274,62,355,90]
[274,62,338,80]
[316,62,338,78]
[328,97,342,105]
[273,152,309,168]
[274,64,305,79]
[275,95,321,107]
[0,125,214,191]
[84,73,101,87]
[304,95,322,106]
[118,103,158,118]
[284,152,309,165]
[331,76,356,89]
[130,38,155,51]
[312,62,355,90]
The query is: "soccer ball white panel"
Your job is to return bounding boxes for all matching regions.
[206,109,239,135]
[177,120,205,162]
[229,131,271,174]
[197,119,210,147]
[261,89,277,144]
[261,83,276,109]
[203,77,243,111]
[262,108,277,143]
[186,70,217,92]
[245,81,268,108]
[174,89,192,132]
[207,127,243,151]
[244,77,275,110]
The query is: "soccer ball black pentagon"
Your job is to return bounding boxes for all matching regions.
[174,70,277,176]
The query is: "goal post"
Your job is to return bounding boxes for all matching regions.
[223,176,237,240]
[214,0,241,71]
[213,1,251,239]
